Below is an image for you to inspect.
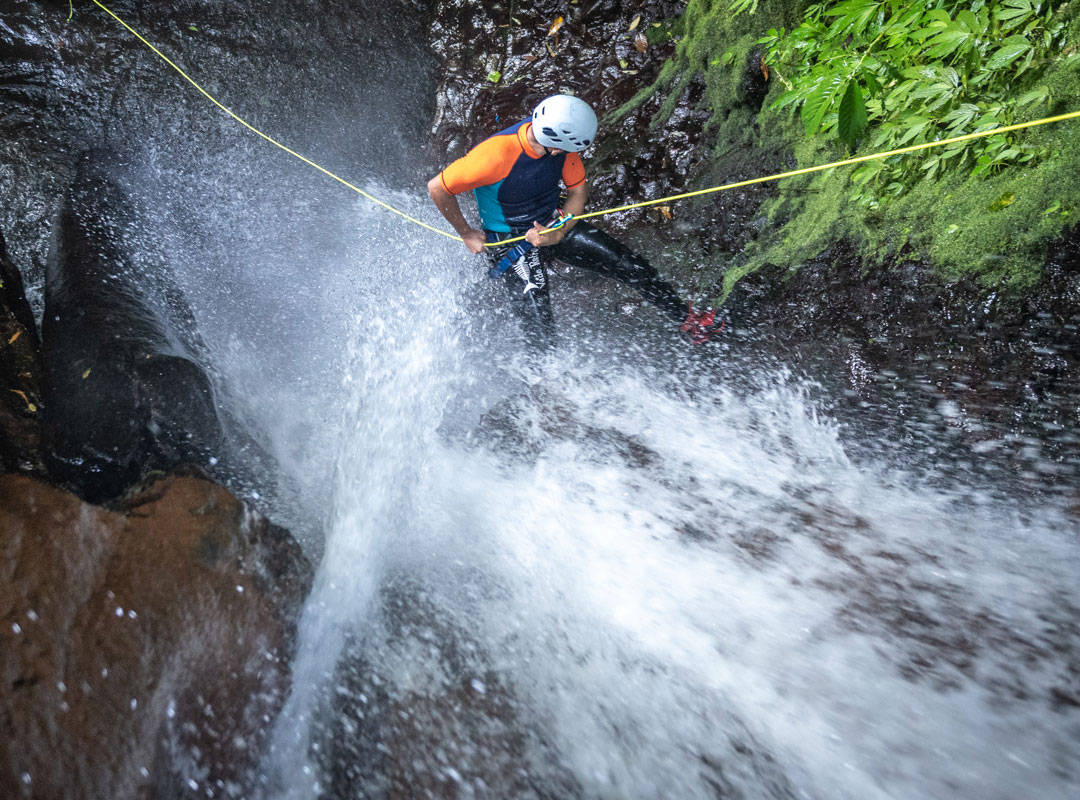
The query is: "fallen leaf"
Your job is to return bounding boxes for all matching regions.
[82,368,91,379]
[8,330,21,345]
[547,40,559,57]
[658,206,673,220]
[548,16,564,36]
[760,57,769,80]
[523,54,538,62]
[635,33,648,52]
[9,389,36,412]
[629,15,641,31]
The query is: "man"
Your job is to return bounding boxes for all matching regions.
[427,94,718,345]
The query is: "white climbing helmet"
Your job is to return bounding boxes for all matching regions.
[531,95,598,152]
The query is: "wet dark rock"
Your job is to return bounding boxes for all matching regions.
[41,149,226,502]
[722,237,1080,493]
[0,228,45,476]
[323,576,582,799]
[738,47,771,112]
[0,470,313,800]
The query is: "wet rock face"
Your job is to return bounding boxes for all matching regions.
[0,471,313,800]
[42,150,225,502]
[724,234,1080,492]
[2,0,437,307]
[321,578,584,799]
[427,1,694,211]
[0,229,45,476]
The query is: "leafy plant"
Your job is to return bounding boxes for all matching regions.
[729,0,761,14]
[746,0,1072,205]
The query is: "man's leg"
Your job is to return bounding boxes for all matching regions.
[549,221,687,322]
[486,234,555,348]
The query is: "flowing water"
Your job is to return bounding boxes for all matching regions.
[17,3,1076,796]
[171,59,1077,800]
[124,109,1080,800]
[236,222,1079,799]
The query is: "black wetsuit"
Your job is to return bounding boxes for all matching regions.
[485,221,687,343]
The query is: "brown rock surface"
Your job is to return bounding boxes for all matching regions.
[0,471,312,799]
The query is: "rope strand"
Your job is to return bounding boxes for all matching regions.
[91,0,1080,247]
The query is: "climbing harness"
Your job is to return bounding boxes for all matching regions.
[488,211,574,278]
[88,0,1080,247]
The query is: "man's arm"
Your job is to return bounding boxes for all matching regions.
[526,180,588,247]
[427,176,487,254]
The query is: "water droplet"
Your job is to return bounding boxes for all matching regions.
[11,622,21,634]
[470,678,486,695]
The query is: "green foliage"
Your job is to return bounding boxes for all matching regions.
[729,0,762,14]
[610,0,1080,294]
[752,0,1074,203]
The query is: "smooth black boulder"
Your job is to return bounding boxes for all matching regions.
[42,150,225,501]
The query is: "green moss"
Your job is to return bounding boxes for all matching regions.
[612,0,1080,303]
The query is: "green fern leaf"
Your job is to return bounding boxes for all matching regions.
[838,80,868,149]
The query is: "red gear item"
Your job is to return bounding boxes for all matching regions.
[681,305,722,344]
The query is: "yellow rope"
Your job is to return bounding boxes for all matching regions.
[91,0,1079,248]
[88,0,459,240]
[569,110,1080,224]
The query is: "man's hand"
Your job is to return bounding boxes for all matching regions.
[525,220,565,247]
[461,228,487,254]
